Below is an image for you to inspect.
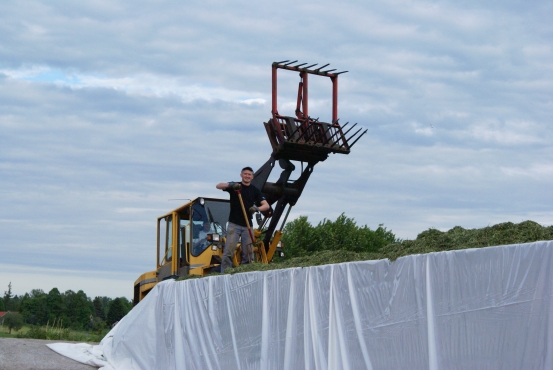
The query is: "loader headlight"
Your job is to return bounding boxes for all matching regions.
[276,241,284,257]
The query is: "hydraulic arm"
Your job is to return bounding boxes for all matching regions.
[251,61,367,259]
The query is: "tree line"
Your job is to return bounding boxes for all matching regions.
[1,282,131,331]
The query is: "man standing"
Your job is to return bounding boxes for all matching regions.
[216,166,270,272]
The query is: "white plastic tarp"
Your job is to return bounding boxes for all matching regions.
[48,241,553,369]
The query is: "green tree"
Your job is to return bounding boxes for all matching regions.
[46,288,64,323]
[280,216,315,258]
[3,312,24,334]
[120,298,133,313]
[36,296,49,325]
[106,298,129,326]
[92,297,106,320]
[91,316,106,334]
[3,282,13,311]
[281,213,397,259]
[29,289,46,298]
[63,290,92,329]
[99,297,111,315]
[19,293,34,324]
[0,296,5,311]
[9,295,22,312]
[19,292,49,326]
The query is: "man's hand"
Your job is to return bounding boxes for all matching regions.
[249,205,260,214]
[228,182,241,190]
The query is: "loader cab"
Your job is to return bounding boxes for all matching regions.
[158,197,229,280]
[134,197,229,304]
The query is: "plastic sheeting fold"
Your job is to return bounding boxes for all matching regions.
[48,241,553,369]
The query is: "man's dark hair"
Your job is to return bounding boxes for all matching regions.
[241,166,254,173]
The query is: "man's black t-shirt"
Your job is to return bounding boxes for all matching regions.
[225,183,266,227]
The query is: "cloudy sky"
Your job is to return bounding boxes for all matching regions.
[1,0,551,299]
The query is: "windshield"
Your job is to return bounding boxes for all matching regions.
[192,199,229,235]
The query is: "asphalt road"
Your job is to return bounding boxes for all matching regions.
[0,338,99,370]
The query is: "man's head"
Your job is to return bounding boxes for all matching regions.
[240,166,254,185]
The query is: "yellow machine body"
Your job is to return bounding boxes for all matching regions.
[133,197,282,304]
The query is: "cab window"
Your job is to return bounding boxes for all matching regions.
[158,215,173,265]
[179,209,190,261]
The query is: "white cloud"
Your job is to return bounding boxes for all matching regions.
[501,164,553,180]
[412,121,434,136]
[1,66,269,104]
[115,207,161,214]
[469,119,547,145]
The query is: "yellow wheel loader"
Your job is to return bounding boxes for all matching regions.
[133,61,366,304]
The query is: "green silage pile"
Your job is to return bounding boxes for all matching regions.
[380,220,553,261]
[176,220,553,280]
[225,220,553,275]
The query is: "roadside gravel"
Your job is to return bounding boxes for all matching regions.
[0,338,99,370]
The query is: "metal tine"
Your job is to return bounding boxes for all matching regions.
[321,126,344,146]
[330,123,357,148]
[304,63,318,69]
[322,122,349,145]
[293,125,308,141]
[346,128,365,145]
[294,123,307,141]
[299,121,323,142]
[289,122,301,137]
[334,128,362,150]
[287,122,302,140]
[335,71,349,75]
[287,117,319,139]
[286,117,314,141]
[321,69,336,73]
[284,60,298,66]
[304,126,321,142]
[314,63,330,72]
[338,121,349,129]
[276,60,289,64]
[341,128,364,149]
[348,129,368,149]
[318,125,334,146]
[342,122,358,137]
[293,63,308,68]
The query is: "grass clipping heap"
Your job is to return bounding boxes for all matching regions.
[180,220,553,279]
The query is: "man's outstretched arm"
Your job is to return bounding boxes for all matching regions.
[216,182,229,190]
[216,182,241,190]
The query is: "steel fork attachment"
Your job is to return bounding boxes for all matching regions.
[252,61,367,260]
[266,60,367,163]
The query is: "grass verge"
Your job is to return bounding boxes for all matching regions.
[6,320,107,342]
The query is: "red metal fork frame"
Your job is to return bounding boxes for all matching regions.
[271,62,346,123]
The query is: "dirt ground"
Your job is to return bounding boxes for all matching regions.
[0,338,99,370]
